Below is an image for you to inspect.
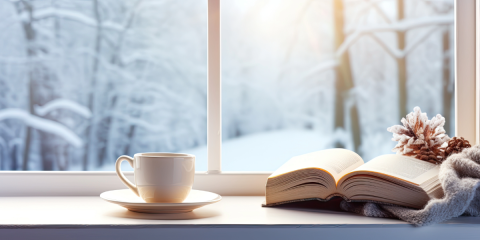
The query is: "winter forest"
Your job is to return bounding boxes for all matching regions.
[0,0,454,171]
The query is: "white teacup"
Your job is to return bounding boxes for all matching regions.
[115,153,195,203]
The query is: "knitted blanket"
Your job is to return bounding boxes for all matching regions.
[340,145,480,226]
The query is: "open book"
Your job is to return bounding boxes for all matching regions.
[265,149,443,209]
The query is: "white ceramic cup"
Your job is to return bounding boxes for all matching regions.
[115,153,195,203]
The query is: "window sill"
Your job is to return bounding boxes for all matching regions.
[1,196,480,240]
[0,171,271,196]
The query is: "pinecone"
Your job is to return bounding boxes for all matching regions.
[387,107,450,163]
[444,137,471,158]
[416,146,443,164]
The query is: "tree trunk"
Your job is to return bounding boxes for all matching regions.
[333,0,361,152]
[84,0,103,170]
[40,132,56,170]
[56,145,69,171]
[442,29,453,135]
[16,1,36,170]
[397,0,407,118]
[17,1,60,170]
[123,125,136,156]
[22,77,35,170]
[12,144,19,170]
[101,1,142,165]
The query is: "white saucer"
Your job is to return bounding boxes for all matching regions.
[100,189,222,214]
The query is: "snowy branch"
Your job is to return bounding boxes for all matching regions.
[337,15,453,58]
[0,56,52,64]
[17,7,123,31]
[34,99,91,119]
[420,0,454,3]
[0,109,83,148]
[366,26,439,59]
[346,0,392,33]
[112,113,168,133]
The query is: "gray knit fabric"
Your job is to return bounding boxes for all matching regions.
[340,144,480,226]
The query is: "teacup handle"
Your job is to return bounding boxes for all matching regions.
[115,155,139,196]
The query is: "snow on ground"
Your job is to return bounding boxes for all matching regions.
[104,129,330,172]
[179,129,330,172]
[97,129,400,172]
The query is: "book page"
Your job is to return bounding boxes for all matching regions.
[350,154,440,185]
[269,149,364,182]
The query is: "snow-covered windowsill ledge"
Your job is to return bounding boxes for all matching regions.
[1,195,480,240]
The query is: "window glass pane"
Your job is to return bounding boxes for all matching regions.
[220,0,455,171]
[0,0,208,171]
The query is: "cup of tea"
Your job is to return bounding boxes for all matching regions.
[115,153,195,203]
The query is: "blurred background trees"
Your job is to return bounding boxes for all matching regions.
[0,0,208,170]
[0,0,454,171]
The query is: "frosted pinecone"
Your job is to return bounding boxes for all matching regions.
[387,107,450,162]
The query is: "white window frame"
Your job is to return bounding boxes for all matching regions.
[0,0,476,196]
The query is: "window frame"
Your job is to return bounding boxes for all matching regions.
[0,0,475,196]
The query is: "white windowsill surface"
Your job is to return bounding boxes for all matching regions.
[1,196,480,240]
